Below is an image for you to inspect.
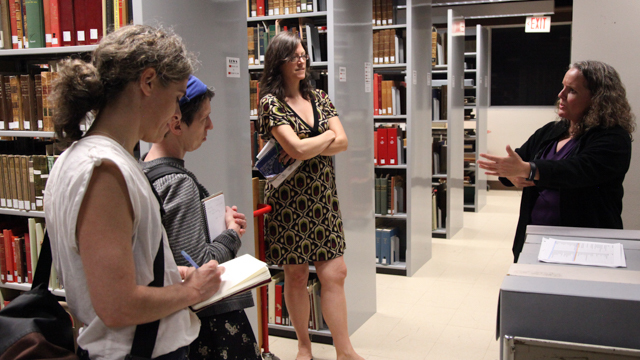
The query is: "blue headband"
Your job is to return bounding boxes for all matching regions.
[179,75,208,106]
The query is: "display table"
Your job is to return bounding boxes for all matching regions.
[498,225,640,359]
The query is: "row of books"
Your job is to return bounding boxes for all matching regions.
[432,27,445,66]
[432,138,446,175]
[432,86,447,121]
[432,181,446,230]
[0,154,56,212]
[375,226,400,265]
[375,174,404,216]
[0,0,132,49]
[374,124,405,166]
[249,120,266,167]
[373,75,405,116]
[247,0,326,17]
[0,71,58,132]
[373,29,404,65]
[0,218,45,285]
[372,0,395,27]
[267,272,325,330]
[248,21,325,66]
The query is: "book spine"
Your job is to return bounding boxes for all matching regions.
[0,0,12,49]
[9,0,17,48]
[0,234,5,282]
[58,0,74,46]
[34,74,43,130]
[24,233,31,283]
[86,0,101,44]
[275,281,283,325]
[104,0,112,34]
[48,0,58,46]
[13,236,21,283]
[9,76,22,130]
[19,74,30,130]
[42,0,50,46]
[3,230,13,282]
[25,0,44,48]
[73,0,85,45]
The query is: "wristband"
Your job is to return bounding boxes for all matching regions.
[526,161,537,181]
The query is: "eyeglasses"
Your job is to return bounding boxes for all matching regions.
[286,54,309,63]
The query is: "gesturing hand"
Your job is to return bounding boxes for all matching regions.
[478,145,530,178]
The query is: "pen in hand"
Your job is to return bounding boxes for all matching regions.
[181,250,199,269]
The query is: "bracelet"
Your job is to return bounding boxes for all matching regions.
[526,161,537,181]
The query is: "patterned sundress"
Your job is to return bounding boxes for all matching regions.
[258,89,346,265]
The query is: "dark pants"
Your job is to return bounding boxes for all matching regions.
[77,346,188,360]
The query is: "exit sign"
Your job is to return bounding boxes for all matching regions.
[525,16,551,33]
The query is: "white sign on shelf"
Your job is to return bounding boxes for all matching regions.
[339,67,347,82]
[364,62,372,93]
[525,16,551,33]
[427,72,432,87]
[226,57,240,78]
[413,70,417,85]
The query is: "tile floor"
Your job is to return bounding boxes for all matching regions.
[268,190,522,360]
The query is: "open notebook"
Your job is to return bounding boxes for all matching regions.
[190,254,271,312]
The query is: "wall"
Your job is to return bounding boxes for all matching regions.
[485,106,556,181]
[571,0,640,229]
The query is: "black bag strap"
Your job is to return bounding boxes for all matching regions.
[127,180,167,359]
[31,230,53,289]
[145,162,208,201]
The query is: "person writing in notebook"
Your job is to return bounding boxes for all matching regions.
[258,31,363,360]
[142,75,260,360]
[44,25,224,359]
[478,60,635,262]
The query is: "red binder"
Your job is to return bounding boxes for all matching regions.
[373,129,378,165]
[85,0,101,44]
[257,0,264,16]
[73,0,86,45]
[58,0,75,46]
[377,127,388,166]
[0,234,5,283]
[387,126,397,165]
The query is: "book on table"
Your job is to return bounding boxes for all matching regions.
[190,254,271,312]
[254,138,302,188]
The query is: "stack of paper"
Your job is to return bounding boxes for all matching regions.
[537,237,627,268]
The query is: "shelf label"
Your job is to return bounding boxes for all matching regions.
[365,62,372,93]
[90,29,99,40]
[413,70,417,85]
[77,31,85,42]
[452,19,465,36]
[339,67,347,82]
[525,16,551,33]
[23,121,30,130]
[427,72,432,86]
[38,120,43,129]
[226,57,241,78]
[63,31,71,42]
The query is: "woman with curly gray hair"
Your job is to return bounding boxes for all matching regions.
[478,60,635,262]
[45,25,225,359]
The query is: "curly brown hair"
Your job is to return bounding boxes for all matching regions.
[51,25,196,147]
[557,60,636,139]
[258,31,314,102]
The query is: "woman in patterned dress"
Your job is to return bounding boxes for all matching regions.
[258,31,364,360]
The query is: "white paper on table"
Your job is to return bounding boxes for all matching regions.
[538,237,627,268]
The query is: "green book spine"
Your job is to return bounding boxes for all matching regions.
[24,0,44,48]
